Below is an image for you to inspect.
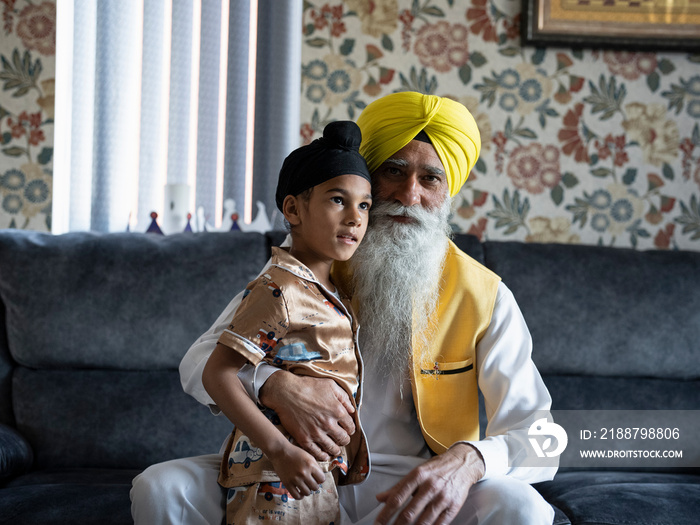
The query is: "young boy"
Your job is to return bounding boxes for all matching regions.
[202,121,372,524]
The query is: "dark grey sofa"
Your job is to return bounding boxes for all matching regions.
[0,229,698,524]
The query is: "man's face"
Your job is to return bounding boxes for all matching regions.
[371,140,449,222]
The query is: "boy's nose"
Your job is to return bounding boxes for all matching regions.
[345,208,362,226]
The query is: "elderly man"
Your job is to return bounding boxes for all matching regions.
[131,92,557,524]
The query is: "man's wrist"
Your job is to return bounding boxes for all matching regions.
[448,442,486,483]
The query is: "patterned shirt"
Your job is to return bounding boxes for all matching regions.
[217,247,369,488]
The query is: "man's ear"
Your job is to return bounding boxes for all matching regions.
[282,195,302,226]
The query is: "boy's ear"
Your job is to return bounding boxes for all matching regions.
[282,195,302,226]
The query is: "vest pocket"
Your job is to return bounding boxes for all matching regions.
[420,357,473,376]
[414,357,480,452]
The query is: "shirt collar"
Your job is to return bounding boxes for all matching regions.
[270,246,319,283]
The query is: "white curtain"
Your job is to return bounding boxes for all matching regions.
[54,0,301,233]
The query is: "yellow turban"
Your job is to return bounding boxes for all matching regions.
[356,92,481,197]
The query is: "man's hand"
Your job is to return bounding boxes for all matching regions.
[374,443,485,525]
[259,371,356,461]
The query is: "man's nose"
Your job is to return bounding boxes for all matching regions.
[392,176,421,207]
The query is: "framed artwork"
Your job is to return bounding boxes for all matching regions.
[522,0,700,50]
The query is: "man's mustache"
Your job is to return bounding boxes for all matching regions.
[369,202,429,225]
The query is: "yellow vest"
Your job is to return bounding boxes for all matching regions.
[333,240,501,454]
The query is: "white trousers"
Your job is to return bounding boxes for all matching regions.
[130,454,554,525]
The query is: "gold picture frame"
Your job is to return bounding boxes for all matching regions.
[522,0,700,50]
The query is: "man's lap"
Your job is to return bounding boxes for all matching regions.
[339,462,553,525]
[131,454,553,525]
[131,454,226,525]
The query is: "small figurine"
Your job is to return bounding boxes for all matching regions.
[146,212,164,234]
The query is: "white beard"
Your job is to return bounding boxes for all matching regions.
[348,197,453,382]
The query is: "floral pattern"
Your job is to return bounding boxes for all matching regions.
[413,21,470,73]
[506,143,561,194]
[0,0,54,231]
[15,1,55,56]
[300,0,700,251]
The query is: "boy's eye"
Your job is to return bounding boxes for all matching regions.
[331,196,343,204]
[359,202,370,210]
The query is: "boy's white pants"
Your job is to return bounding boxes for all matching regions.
[130,453,554,525]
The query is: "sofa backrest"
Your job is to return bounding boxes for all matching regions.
[0,230,271,468]
[483,240,700,412]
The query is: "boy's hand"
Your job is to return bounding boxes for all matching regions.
[268,441,327,501]
[260,371,355,461]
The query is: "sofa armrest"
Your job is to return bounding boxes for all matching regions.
[0,423,33,483]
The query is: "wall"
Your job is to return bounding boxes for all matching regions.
[5,0,700,250]
[299,0,700,251]
[0,0,55,232]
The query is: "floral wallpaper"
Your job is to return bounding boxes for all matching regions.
[4,0,700,251]
[0,0,54,231]
[300,0,700,251]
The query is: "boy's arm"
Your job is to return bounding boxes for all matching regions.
[202,343,326,500]
[182,302,358,461]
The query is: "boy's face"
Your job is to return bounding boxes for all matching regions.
[287,174,372,269]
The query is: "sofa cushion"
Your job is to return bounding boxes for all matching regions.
[483,241,700,379]
[0,300,13,427]
[544,375,700,411]
[543,376,700,474]
[4,467,139,487]
[0,230,268,370]
[13,369,231,469]
[536,471,700,525]
[551,505,572,525]
[0,469,136,525]
[0,423,33,483]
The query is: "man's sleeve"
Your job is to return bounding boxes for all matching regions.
[466,282,558,484]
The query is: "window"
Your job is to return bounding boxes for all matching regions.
[54,0,300,233]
